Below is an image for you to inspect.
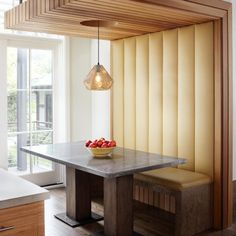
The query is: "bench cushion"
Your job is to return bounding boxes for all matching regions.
[134,167,212,190]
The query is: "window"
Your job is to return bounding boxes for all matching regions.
[7,47,54,174]
[0,28,68,185]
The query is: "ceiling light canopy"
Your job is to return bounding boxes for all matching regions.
[82,20,114,91]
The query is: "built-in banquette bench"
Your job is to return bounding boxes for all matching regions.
[111,21,214,236]
[134,167,212,235]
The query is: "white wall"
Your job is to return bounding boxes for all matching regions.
[69,37,92,141]
[91,39,111,140]
[69,37,111,142]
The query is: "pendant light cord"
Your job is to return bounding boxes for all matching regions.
[98,21,100,65]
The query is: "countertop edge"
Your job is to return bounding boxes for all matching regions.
[0,169,50,210]
[0,191,50,210]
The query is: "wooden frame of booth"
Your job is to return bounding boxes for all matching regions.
[133,0,233,229]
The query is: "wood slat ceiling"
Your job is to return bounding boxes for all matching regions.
[4,0,220,40]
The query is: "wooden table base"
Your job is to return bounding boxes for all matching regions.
[55,212,103,228]
[104,174,134,236]
[92,231,142,236]
[55,167,103,227]
[58,168,135,235]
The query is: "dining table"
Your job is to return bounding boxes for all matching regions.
[21,141,186,236]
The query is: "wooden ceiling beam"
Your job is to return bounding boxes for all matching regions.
[186,0,231,10]
[132,0,227,17]
[4,0,218,40]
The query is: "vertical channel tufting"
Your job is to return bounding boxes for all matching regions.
[163,29,178,157]
[195,22,214,177]
[178,25,195,171]
[136,35,149,152]
[124,37,136,150]
[111,22,214,178]
[112,39,124,147]
[149,32,163,154]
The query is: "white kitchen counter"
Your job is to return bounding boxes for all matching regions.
[0,169,50,210]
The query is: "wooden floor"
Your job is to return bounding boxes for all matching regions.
[45,188,236,236]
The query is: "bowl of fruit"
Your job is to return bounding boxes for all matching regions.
[85,138,117,158]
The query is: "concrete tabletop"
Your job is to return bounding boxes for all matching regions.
[0,169,49,210]
[21,141,186,178]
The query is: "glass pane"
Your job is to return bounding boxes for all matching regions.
[31,131,53,172]
[7,91,30,133]
[8,134,17,168]
[31,91,53,131]
[32,156,52,173]
[7,47,29,91]
[32,131,53,146]
[8,133,30,175]
[7,47,17,91]
[31,49,52,88]
[6,46,55,178]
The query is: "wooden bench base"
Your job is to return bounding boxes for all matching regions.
[134,178,212,236]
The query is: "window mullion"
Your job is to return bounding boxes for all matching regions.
[29,48,33,174]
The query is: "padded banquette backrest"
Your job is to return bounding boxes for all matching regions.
[111,22,214,178]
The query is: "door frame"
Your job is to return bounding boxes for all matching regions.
[0,33,68,186]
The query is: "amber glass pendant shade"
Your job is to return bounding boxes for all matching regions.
[84,63,113,90]
[83,20,113,91]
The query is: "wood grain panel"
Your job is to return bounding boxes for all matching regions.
[124,37,136,149]
[163,29,178,157]
[4,0,218,40]
[154,192,159,208]
[170,195,176,213]
[140,186,144,202]
[186,0,231,10]
[149,32,163,154]
[104,175,133,236]
[66,167,91,220]
[222,11,232,228]
[112,40,124,147]
[213,19,222,229]
[227,7,233,228]
[132,0,226,17]
[178,25,195,171]
[160,192,165,210]
[195,22,214,177]
[148,188,154,205]
[136,35,149,152]
[0,202,44,236]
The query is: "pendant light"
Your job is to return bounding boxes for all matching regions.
[83,21,113,90]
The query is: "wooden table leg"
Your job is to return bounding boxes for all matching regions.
[66,166,91,220]
[55,167,103,227]
[104,175,133,236]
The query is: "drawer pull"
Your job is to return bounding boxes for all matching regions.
[0,226,15,232]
